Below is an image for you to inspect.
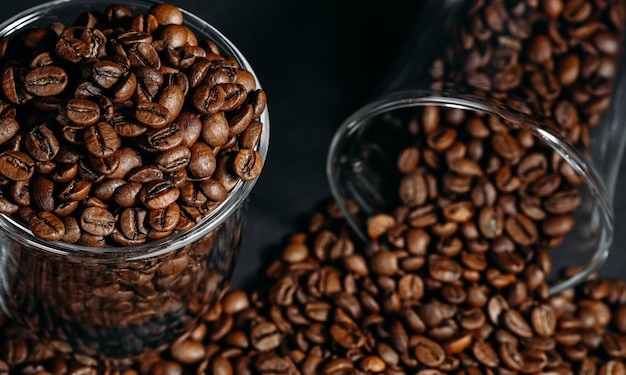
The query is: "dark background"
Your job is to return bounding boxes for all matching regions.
[2,0,625,289]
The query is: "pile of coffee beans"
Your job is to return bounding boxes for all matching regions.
[0,202,625,374]
[0,2,266,246]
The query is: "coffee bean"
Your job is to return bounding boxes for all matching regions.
[399,171,428,207]
[83,122,120,158]
[24,123,60,162]
[80,206,115,236]
[158,84,185,123]
[413,335,445,367]
[152,145,190,173]
[91,60,124,89]
[24,66,68,96]
[29,211,65,241]
[136,102,170,129]
[202,112,229,147]
[188,142,216,179]
[505,213,538,246]
[233,149,263,182]
[65,98,100,126]
[145,123,183,151]
[140,180,180,209]
[541,214,575,237]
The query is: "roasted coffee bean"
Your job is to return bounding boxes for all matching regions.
[24,66,68,96]
[140,180,180,209]
[158,84,185,123]
[0,151,34,181]
[92,60,124,89]
[233,149,263,182]
[58,178,91,202]
[145,123,183,151]
[29,211,65,241]
[193,84,225,114]
[188,142,216,179]
[2,67,33,105]
[80,206,115,236]
[155,145,191,173]
[0,117,19,146]
[83,122,120,158]
[24,123,59,162]
[399,171,428,207]
[505,213,538,246]
[65,98,100,126]
[136,101,170,129]
[202,111,230,147]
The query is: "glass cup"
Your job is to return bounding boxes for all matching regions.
[327,0,625,295]
[0,0,270,361]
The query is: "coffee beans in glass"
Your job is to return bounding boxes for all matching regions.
[327,0,625,296]
[0,0,269,360]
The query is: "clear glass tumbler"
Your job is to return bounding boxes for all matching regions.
[327,0,625,295]
[0,0,270,361]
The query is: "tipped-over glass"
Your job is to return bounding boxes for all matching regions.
[327,0,626,296]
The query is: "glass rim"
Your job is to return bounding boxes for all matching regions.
[326,89,614,296]
[0,0,270,261]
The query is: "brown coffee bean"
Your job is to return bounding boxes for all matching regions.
[92,60,124,89]
[473,340,499,368]
[0,117,19,146]
[158,84,185,124]
[148,204,180,232]
[24,65,68,96]
[541,215,575,237]
[80,206,115,236]
[443,201,474,222]
[202,112,230,147]
[193,84,225,115]
[251,322,281,351]
[0,151,34,181]
[175,112,202,148]
[58,178,91,202]
[188,142,216,179]
[504,310,533,338]
[114,182,144,208]
[492,133,523,160]
[233,148,263,182]
[119,207,149,242]
[24,123,59,162]
[155,145,191,173]
[66,98,100,126]
[84,122,121,158]
[428,255,462,283]
[145,123,183,152]
[478,205,504,238]
[61,216,81,244]
[531,304,556,338]
[228,104,254,136]
[199,179,227,202]
[399,171,428,207]
[29,211,65,241]
[413,335,445,367]
[505,213,538,246]
[136,102,170,129]
[140,180,180,209]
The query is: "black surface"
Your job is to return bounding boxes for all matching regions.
[2,0,625,290]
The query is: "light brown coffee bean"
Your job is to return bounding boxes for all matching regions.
[66,98,100,126]
[140,180,180,209]
[80,206,115,236]
[29,211,65,241]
